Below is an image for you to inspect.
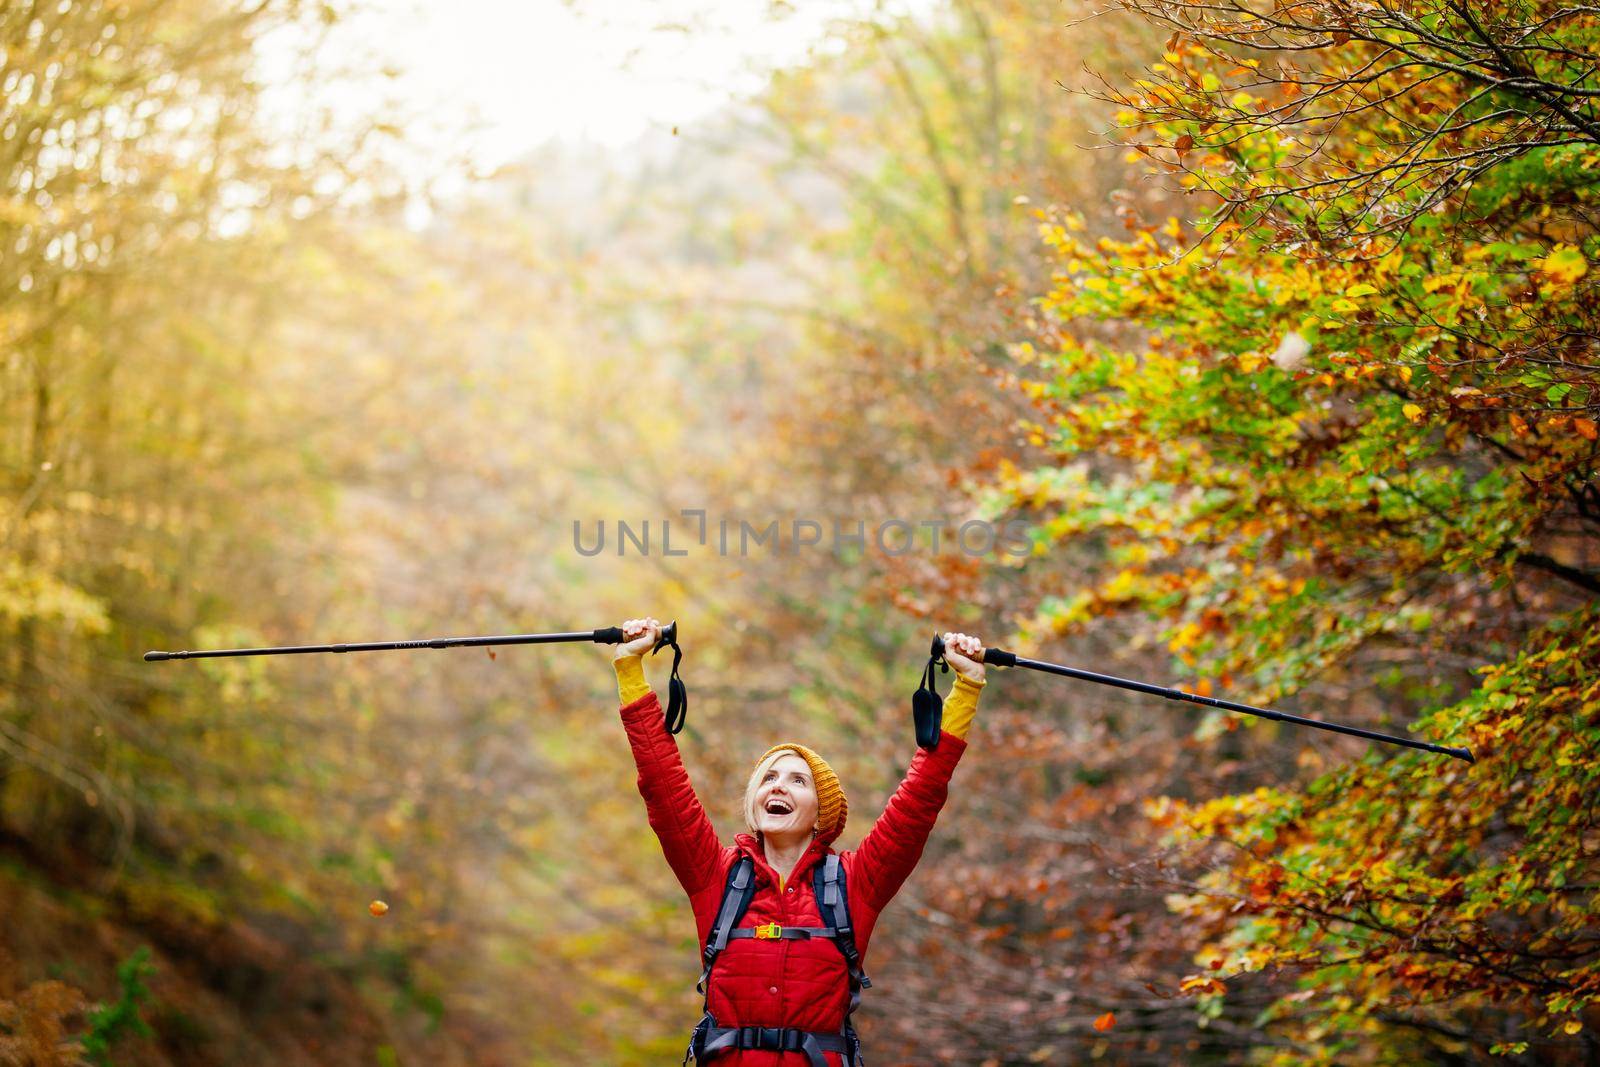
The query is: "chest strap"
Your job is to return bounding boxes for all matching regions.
[727,923,836,941]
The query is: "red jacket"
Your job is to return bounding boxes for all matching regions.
[619,688,968,1066]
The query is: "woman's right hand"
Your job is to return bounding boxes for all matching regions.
[615,617,662,660]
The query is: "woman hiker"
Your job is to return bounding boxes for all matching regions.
[610,616,985,1067]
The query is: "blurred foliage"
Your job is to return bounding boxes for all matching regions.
[971,0,1600,1061]
[80,947,155,1066]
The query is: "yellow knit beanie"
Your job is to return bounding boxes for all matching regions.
[748,741,848,839]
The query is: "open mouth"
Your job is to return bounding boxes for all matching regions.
[764,798,793,816]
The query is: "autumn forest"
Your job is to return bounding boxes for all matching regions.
[2,0,1598,1063]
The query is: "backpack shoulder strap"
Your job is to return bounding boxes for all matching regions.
[813,854,871,996]
[698,854,757,994]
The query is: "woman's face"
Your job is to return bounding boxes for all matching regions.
[754,753,820,840]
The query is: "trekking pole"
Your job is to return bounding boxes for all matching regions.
[913,633,1473,763]
[145,620,689,733]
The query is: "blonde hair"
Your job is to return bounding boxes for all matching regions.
[742,748,812,835]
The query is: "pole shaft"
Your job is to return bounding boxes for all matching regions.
[991,650,1474,763]
[146,629,619,662]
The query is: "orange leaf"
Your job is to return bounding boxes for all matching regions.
[1574,417,1598,441]
[1093,1012,1116,1032]
[1179,974,1226,995]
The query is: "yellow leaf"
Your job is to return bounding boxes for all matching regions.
[1201,72,1220,92]
[1564,1019,1583,1035]
[1168,620,1203,652]
[1345,283,1378,298]
[1539,245,1588,287]
[1403,404,1424,422]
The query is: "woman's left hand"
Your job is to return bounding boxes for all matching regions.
[941,631,985,684]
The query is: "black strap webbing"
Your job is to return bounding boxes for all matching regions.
[656,630,687,734]
[699,856,756,993]
[726,925,837,941]
[695,1022,851,1067]
[813,854,871,1010]
[912,650,946,748]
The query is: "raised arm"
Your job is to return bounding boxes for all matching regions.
[613,622,723,899]
[852,663,983,913]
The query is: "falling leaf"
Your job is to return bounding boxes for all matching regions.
[487,649,497,660]
[369,900,389,917]
[1270,331,1310,371]
[1564,1019,1583,1035]
[1093,1012,1116,1032]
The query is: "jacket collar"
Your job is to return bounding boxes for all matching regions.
[735,824,840,888]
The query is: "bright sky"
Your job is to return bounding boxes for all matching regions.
[259,0,868,181]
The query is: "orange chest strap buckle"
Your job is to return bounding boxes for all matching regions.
[753,923,783,940]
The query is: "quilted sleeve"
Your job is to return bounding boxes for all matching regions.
[850,718,970,914]
[615,654,723,898]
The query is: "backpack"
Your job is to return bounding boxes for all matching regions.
[684,852,870,1067]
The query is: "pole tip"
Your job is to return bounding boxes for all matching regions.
[1452,747,1476,764]
[143,651,165,662]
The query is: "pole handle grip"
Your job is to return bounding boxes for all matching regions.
[929,634,1016,668]
[592,620,677,651]
[601,619,685,735]
[655,620,678,654]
